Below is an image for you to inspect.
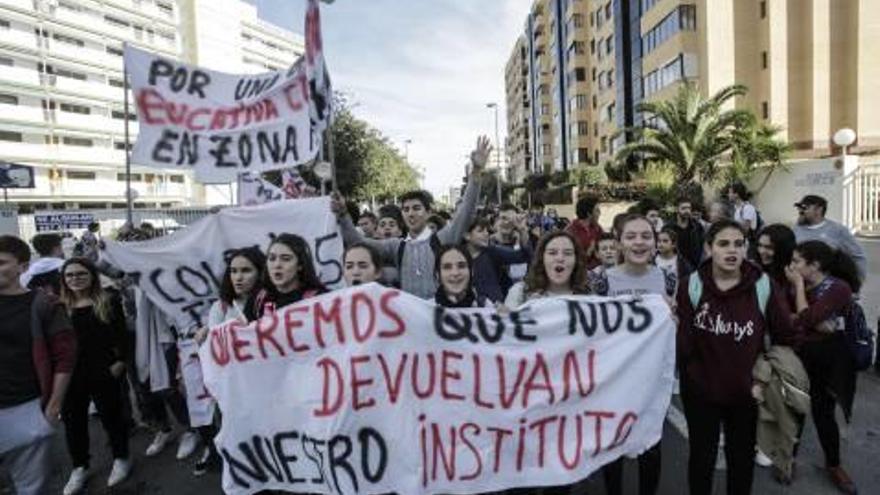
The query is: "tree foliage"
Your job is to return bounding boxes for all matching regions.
[330,96,419,201]
[612,83,752,189]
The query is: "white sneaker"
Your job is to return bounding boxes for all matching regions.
[176,431,200,460]
[145,430,173,457]
[63,467,88,495]
[755,449,773,467]
[107,458,132,487]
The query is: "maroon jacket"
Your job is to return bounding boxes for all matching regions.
[676,261,800,406]
[30,291,76,407]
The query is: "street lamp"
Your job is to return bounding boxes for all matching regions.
[403,139,412,161]
[486,102,502,205]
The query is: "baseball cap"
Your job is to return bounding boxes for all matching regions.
[794,195,827,210]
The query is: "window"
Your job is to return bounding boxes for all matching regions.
[52,33,84,47]
[591,67,596,81]
[604,3,612,20]
[573,13,584,28]
[0,131,23,142]
[642,0,661,13]
[114,142,132,151]
[55,68,86,81]
[62,137,93,147]
[542,144,552,156]
[0,94,17,105]
[575,94,588,109]
[111,110,136,121]
[577,148,590,163]
[760,1,767,19]
[605,37,613,54]
[590,39,595,54]
[108,78,124,88]
[605,103,615,122]
[104,16,130,28]
[0,19,9,29]
[598,70,606,90]
[762,101,769,119]
[117,173,142,182]
[578,121,589,135]
[541,104,550,116]
[169,175,185,184]
[106,46,123,57]
[60,103,90,114]
[66,171,96,180]
[762,51,768,69]
[0,56,13,67]
[643,54,695,96]
[157,31,175,44]
[642,5,697,55]
[575,67,586,81]
[157,1,173,17]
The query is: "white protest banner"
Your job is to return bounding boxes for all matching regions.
[124,0,331,183]
[102,197,343,329]
[200,284,676,495]
[178,338,216,427]
[237,172,286,206]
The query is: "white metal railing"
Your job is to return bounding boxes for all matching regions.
[17,208,215,243]
[844,161,880,237]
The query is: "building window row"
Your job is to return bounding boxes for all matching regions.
[0,18,10,29]
[642,5,697,55]
[643,53,698,97]
[641,0,662,14]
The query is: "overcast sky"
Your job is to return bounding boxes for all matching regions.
[247,0,529,199]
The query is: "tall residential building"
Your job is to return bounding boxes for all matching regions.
[505,0,880,182]
[504,35,530,185]
[0,0,303,212]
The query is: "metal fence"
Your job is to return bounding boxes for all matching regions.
[16,207,216,243]
[844,161,880,237]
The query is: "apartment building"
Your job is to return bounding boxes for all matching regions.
[0,0,304,211]
[505,0,880,182]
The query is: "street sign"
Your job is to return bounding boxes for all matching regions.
[34,212,95,232]
[0,162,35,189]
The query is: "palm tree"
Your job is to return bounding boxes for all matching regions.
[612,83,752,191]
[726,114,791,194]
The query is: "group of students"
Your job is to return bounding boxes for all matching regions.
[0,135,869,495]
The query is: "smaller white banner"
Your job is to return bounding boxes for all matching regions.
[178,339,216,427]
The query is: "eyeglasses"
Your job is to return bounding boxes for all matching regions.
[64,271,90,279]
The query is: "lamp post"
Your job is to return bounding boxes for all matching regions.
[404,138,412,162]
[486,102,502,205]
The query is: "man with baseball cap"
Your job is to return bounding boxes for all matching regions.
[793,194,867,280]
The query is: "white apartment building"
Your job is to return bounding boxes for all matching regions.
[0,0,304,211]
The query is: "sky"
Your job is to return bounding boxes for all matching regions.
[247,0,529,200]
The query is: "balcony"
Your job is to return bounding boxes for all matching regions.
[0,0,32,11]
[52,76,116,101]
[54,111,138,135]
[0,103,45,126]
[0,141,127,166]
[0,65,41,88]
[47,42,121,70]
[0,27,37,52]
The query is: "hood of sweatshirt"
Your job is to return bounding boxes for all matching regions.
[695,259,764,299]
[20,257,65,288]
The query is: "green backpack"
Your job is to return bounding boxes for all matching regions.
[688,272,771,317]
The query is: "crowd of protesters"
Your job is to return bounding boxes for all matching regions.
[0,136,874,495]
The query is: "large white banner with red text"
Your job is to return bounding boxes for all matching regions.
[200,284,676,495]
[124,0,331,183]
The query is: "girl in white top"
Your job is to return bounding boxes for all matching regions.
[591,214,671,495]
[504,231,589,307]
[193,247,265,476]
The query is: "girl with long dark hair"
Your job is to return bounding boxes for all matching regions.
[433,245,490,308]
[756,224,796,285]
[191,247,266,476]
[785,241,861,494]
[676,220,799,495]
[255,233,326,317]
[343,243,383,287]
[59,258,131,494]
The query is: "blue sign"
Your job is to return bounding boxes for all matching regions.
[35,212,95,232]
[0,161,35,189]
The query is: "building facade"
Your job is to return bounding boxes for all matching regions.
[505,0,880,182]
[0,0,303,211]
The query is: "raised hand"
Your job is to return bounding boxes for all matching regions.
[329,191,347,218]
[470,136,492,174]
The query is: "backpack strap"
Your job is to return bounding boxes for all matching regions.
[687,273,703,309]
[755,273,770,317]
[396,240,407,268]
